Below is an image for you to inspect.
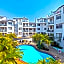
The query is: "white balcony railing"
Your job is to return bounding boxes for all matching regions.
[0,29,7,32]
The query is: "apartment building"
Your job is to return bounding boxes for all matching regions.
[0,5,64,50]
[53,5,64,50]
[13,17,36,37]
[36,18,47,34]
[0,16,15,35]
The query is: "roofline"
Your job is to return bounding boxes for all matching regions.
[54,5,64,12]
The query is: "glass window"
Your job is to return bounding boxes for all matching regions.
[37,24,40,26]
[37,32,40,34]
[56,14,61,20]
[63,7,64,13]
[56,24,62,28]
[19,32,22,35]
[44,28,46,30]
[50,26,53,29]
[19,27,22,30]
[8,27,12,30]
[37,28,40,30]
[8,22,12,25]
[56,33,62,38]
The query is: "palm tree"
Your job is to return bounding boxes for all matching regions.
[32,33,43,43]
[0,34,23,64]
[37,58,63,64]
[32,33,51,48]
[40,34,51,47]
[4,33,17,39]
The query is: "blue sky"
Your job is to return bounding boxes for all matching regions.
[0,0,64,21]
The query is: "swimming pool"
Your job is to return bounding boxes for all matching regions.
[17,45,54,63]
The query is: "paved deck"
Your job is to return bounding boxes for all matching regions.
[40,46,64,63]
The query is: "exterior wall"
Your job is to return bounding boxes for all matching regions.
[36,18,47,34]
[7,20,14,34]
[13,18,36,37]
[54,6,64,50]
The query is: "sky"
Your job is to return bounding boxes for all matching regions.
[0,0,64,22]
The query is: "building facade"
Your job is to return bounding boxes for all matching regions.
[0,5,64,50]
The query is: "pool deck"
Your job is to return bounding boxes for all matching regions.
[18,42,64,63]
[40,46,64,63]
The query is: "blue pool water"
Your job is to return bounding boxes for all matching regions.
[17,45,54,63]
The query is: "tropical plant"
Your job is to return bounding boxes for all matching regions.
[5,33,17,39]
[32,33,43,43]
[40,34,51,46]
[37,57,63,64]
[0,33,23,64]
[37,59,46,64]
[32,33,51,47]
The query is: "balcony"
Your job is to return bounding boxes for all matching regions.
[48,22,54,25]
[23,30,28,32]
[29,30,35,32]
[54,37,61,42]
[47,30,54,32]
[22,20,28,22]
[0,24,7,26]
[0,29,7,32]
[29,25,36,27]
[23,25,28,27]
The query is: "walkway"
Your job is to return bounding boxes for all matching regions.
[40,46,64,63]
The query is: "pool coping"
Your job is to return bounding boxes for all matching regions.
[19,44,57,60]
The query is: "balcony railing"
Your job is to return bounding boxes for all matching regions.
[23,30,28,32]
[0,24,7,26]
[29,26,36,27]
[54,37,61,42]
[48,22,54,24]
[47,30,54,32]
[0,29,7,32]
[22,20,28,22]
[23,25,28,27]
[29,30,35,32]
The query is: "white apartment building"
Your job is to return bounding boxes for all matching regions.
[0,16,15,35]
[53,5,64,50]
[36,18,47,34]
[0,5,64,50]
[13,17,36,37]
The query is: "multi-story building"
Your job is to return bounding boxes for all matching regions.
[0,16,15,35]
[13,17,36,37]
[0,5,64,50]
[36,18,47,34]
[53,5,64,50]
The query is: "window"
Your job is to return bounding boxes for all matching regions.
[44,28,46,30]
[50,26,53,29]
[19,27,22,30]
[8,32,12,34]
[8,22,12,25]
[63,7,64,13]
[37,32,40,34]
[19,22,22,25]
[56,33,62,38]
[56,24,62,28]
[56,14,61,20]
[37,24,40,26]
[45,24,46,25]
[19,32,22,35]
[8,27,12,30]
[44,19,47,22]
[37,28,40,30]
